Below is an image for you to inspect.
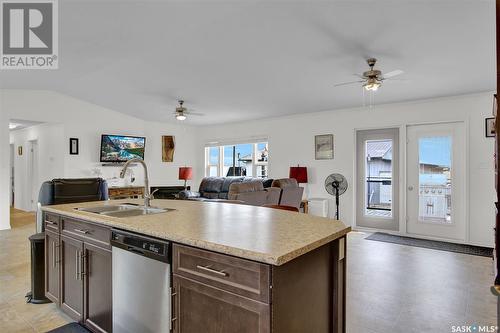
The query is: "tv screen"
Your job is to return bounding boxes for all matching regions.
[100,135,146,162]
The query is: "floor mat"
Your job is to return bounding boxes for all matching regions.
[365,232,493,257]
[45,323,92,333]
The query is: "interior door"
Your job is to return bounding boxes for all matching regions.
[356,128,400,231]
[406,122,466,241]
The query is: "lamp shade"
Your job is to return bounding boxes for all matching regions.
[289,166,308,183]
[178,167,193,180]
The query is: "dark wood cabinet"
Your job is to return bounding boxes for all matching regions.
[84,242,112,333]
[172,275,270,333]
[45,213,112,333]
[44,230,60,304]
[60,234,84,321]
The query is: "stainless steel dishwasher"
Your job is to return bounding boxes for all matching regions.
[111,229,172,333]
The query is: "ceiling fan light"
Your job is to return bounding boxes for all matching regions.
[363,80,381,91]
[176,114,187,121]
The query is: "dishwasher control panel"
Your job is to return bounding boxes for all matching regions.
[111,229,170,263]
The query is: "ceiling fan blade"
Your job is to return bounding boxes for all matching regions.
[186,112,205,116]
[382,69,404,79]
[333,80,364,87]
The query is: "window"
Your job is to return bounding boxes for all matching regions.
[365,139,393,218]
[205,141,269,178]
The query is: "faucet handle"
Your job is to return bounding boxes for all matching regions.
[149,188,160,200]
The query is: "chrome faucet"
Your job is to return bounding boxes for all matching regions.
[120,158,152,208]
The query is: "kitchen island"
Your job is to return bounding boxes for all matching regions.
[42,199,350,333]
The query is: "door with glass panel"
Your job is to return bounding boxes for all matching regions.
[406,122,465,241]
[356,129,400,231]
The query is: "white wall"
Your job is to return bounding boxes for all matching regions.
[0,90,198,229]
[195,92,496,247]
[9,123,65,211]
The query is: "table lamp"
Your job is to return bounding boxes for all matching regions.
[289,166,308,184]
[179,167,193,190]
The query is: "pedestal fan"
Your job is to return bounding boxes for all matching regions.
[325,174,348,220]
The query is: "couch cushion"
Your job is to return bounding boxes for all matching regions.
[262,179,274,188]
[229,180,264,196]
[219,177,245,199]
[199,177,224,196]
[271,178,298,189]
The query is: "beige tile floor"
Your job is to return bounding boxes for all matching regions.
[0,209,497,332]
[0,209,70,333]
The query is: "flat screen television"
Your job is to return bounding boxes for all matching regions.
[100,134,146,163]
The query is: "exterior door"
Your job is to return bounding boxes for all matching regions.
[356,128,400,231]
[406,122,466,241]
[60,235,84,321]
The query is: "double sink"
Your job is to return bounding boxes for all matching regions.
[77,203,172,218]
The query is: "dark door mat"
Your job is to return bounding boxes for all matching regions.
[46,323,92,333]
[365,232,493,258]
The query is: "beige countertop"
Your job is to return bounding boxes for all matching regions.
[42,199,350,266]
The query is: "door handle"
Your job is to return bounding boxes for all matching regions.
[75,250,80,280]
[408,186,414,191]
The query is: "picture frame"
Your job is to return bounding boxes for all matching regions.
[315,134,334,160]
[162,135,175,162]
[69,138,79,155]
[486,118,496,138]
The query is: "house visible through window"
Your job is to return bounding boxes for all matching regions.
[205,142,268,178]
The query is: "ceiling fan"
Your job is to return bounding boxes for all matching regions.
[174,100,204,121]
[334,58,404,91]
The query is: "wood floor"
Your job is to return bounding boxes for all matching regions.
[0,208,497,332]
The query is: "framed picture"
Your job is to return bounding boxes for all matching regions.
[162,136,175,162]
[69,138,79,155]
[486,118,496,138]
[315,134,334,160]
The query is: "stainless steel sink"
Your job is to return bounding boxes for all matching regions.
[77,204,172,218]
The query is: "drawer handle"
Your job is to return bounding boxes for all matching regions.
[74,228,90,235]
[45,220,57,225]
[196,265,228,277]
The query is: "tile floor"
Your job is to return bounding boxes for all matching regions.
[0,209,497,332]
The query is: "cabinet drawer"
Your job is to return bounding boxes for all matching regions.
[62,217,111,249]
[44,213,60,233]
[173,244,270,303]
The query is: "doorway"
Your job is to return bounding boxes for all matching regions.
[10,144,14,207]
[356,128,400,231]
[27,140,39,212]
[406,122,466,241]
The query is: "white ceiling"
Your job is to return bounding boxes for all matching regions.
[1,0,495,125]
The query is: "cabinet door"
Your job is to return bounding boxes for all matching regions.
[45,230,60,304]
[173,275,269,333]
[60,235,84,321]
[84,243,112,333]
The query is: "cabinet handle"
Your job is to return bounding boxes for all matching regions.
[74,228,90,235]
[196,265,228,277]
[171,288,177,331]
[45,220,57,225]
[81,252,87,278]
[52,242,56,268]
[76,250,80,280]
